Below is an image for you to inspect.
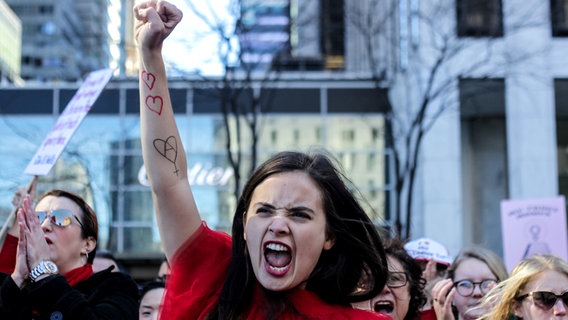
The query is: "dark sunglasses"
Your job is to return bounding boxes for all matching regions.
[516,291,568,310]
[36,209,85,230]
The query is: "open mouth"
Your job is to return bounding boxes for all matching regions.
[374,301,394,314]
[264,242,292,275]
[45,238,53,245]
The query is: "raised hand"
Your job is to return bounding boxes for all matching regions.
[11,208,29,288]
[19,195,50,276]
[134,0,183,51]
[431,278,457,320]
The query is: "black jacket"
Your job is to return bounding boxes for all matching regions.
[0,268,138,319]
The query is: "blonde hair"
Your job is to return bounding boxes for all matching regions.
[479,255,568,320]
[448,245,508,282]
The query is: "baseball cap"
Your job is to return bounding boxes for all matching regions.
[404,237,453,266]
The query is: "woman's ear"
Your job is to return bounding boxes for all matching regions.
[323,233,335,250]
[83,236,96,255]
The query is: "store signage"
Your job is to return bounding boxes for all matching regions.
[24,68,114,176]
[138,162,234,187]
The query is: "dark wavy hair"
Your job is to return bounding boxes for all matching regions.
[39,189,98,264]
[208,151,388,319]
[385,239,427,320]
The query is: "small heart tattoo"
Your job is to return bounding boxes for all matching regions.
[142,71,156,90]
[146,95,163,115]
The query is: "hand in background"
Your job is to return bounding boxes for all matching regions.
[431,278,456,320]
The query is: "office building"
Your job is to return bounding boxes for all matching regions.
[6,0,112,82]
[0,0,22,84]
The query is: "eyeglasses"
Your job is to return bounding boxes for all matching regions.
[516,291,568,310]
[453,279,497,296]
[387,271,408,288]
[36,209,85,230]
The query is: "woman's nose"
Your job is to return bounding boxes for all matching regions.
[40,216,52,231]
[553,298,567,316]
[269,215,290,235]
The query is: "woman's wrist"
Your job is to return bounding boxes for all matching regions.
[140,46,163,61]
[10,272,26,289]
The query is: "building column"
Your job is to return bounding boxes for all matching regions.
[504,0,557,199]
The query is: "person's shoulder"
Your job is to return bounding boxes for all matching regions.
[82,268,138,291]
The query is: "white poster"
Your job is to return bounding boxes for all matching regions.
[24,68,114,176]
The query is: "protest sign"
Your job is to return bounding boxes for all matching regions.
[24,68,114,176]
[501,196,568,272]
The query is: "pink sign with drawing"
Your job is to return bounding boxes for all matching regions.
[500,196,568,272]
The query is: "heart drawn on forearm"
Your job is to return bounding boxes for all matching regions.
[153,136,179,176]
[146,95,163,115]
[142,70,156,90]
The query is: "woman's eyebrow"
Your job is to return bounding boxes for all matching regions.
[288,206,315,214]
[254,202,316,214]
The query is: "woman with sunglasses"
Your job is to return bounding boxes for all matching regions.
[352,239,427,320]
[479,254,568,320]
[135,1,389,319]
[431,245,508,320]
[0,189,139,319]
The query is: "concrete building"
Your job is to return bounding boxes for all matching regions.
[396,0,568,258]
[0,0,22,84]
[6,0,112,82]
[239,0,568,259]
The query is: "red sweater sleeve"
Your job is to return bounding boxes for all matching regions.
[160,222,232,320]
[0,234,17,274]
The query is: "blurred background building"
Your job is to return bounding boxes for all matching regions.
[3,0,137,82]
[0,0,22,85]
[1,0,568,279]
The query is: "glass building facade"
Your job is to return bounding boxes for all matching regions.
[0,79,392,258]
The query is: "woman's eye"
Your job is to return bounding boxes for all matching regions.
[291,211,311,219]
[256,207,272,215]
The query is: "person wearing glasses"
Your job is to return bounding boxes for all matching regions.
[352,239,427,320]
[431,245,508,320]
[0,189,139,319]
[135,1,390,318]
[479,254,568,320]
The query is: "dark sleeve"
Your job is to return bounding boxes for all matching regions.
[26,272,139,319]
[0,273,28,319]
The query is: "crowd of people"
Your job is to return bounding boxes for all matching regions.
[0,0,567,319]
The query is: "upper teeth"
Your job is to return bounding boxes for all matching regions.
[266,243,288,251]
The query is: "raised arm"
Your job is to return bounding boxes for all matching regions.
[134,0,201,260]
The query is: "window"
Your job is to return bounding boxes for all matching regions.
[39,5,54,15]
[551,0,568,36]
[457,0,503,37]
[321,0,345,69]
[341,129,355,143]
